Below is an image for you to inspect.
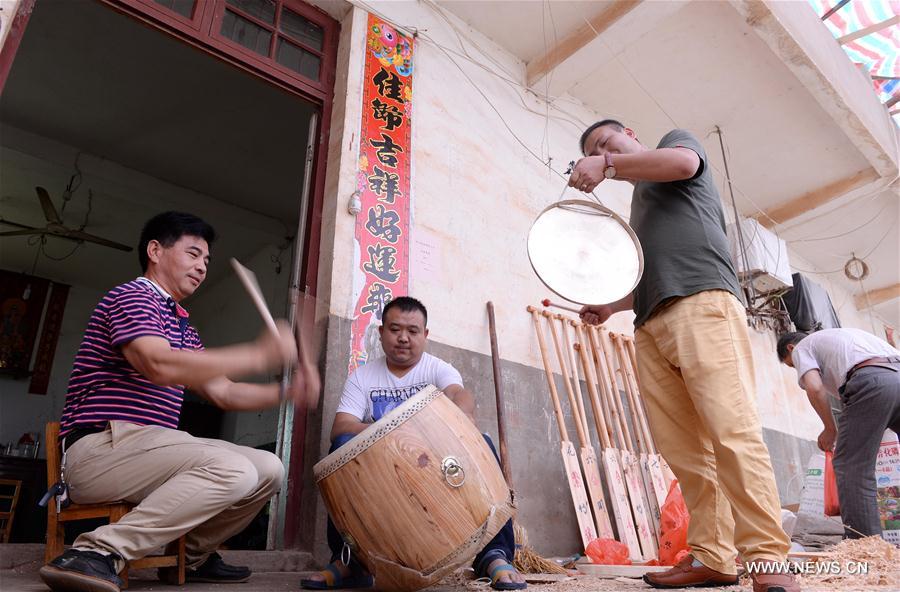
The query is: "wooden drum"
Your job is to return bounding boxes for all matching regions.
[314,385,515,592]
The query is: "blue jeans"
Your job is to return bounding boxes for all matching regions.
[326,432,515,576]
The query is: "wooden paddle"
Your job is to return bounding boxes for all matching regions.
[609,332,664,546]
[612,333,669,520]
[624,336,677,489]
[570,320,642,560]
[528,306,597,549]
[543,311,615,540]
[588,325,656,560]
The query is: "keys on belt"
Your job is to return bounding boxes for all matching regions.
[38,447,71,513]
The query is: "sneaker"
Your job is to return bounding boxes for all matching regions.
[39,549,123,592]
[187,552,252,583]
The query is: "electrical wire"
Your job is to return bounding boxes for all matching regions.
[355,0,898,251]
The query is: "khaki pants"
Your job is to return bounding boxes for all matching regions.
[65,421,283,571]
[635,290,789,574]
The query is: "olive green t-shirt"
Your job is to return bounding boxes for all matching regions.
[629,129,741,328]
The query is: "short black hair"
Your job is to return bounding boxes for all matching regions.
[138,211,216,272]
[579,119,626,155]
[381,296,428,327]
[776,332,808,361]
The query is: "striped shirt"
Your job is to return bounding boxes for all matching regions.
[60,279,203,437]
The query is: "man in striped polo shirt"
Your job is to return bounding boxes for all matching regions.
[39,212,315,592]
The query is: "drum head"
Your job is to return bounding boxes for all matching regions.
[527,200,643,305]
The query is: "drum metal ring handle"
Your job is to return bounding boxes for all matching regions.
[340,534,357,566]
[441,456,466,488]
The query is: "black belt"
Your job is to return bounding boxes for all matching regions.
[61,425,106,452]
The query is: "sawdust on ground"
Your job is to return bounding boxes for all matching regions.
[433,536,899,592]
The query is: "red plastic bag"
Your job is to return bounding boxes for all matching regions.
[658,479,691,566]
[585,538,630,565]
[824,451,841,516]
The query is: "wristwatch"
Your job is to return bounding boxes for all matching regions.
[603,153,617,179]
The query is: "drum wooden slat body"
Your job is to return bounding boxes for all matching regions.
[315,385,515,592]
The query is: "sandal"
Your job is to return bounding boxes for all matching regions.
[300,563,374,590]
[489,562,527,591]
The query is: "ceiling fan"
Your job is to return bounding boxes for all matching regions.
[0,186,133,252]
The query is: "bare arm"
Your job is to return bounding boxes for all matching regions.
[121,321,296,389]
[197,362,320,411]
[580,292,634,326]
[444,384,476,423]
[610,148,700,182]
[568,148,701,192]
[799,369,838,451]
[330,412,369,440]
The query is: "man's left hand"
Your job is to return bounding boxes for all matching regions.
[817,427,836,452]
[568,156,606,193]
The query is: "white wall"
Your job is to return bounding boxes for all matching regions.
[320,4,636,371]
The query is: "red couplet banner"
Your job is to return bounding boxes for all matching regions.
[348,14,414,374]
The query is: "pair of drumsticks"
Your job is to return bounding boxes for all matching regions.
[230,258,320,408]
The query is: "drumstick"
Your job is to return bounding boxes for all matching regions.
[541,298,581,315]
[231,258,293,405]
[231,258,279,337]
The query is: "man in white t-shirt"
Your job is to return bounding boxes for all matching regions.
[778,328,900,538]
[301,297,525,591]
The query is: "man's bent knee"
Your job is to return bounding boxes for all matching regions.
[254,450,285,491]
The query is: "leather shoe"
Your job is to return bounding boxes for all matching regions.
[644,554,739,589]
[751,571,800,592]
[39,548,123,592]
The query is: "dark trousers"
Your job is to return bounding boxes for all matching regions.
[834,362,900,538]
[327,432,515,575]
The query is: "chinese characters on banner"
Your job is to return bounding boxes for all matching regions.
[348,15,414,374]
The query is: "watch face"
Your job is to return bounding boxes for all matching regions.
[604,166,617,179]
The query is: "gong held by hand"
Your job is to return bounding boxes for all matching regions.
[527,199,643,306]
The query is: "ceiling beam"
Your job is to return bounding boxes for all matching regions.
[755,168,880,228]
[837,15,900,45]
[886,94,900,109]
[525,0,642,88]
[854,283,900,310]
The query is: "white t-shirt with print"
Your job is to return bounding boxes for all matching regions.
[336,352,463,423]
[791,328,900,397]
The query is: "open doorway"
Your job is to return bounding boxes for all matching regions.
[0,0,331,548]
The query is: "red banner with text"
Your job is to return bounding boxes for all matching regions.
[348,15,414,374]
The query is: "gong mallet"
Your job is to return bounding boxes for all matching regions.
[541,298,582,315]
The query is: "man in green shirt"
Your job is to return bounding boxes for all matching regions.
[572,120,796,592]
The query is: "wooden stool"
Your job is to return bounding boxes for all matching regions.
[0,478,22,543]
[44,422,186,588]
